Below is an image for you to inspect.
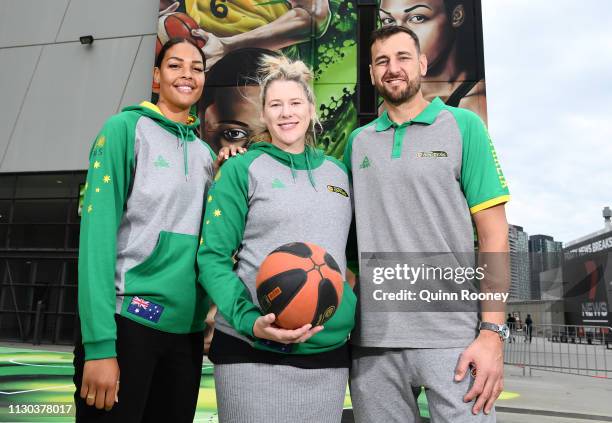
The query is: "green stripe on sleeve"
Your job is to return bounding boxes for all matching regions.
[343,120,377,175]
[342,131,355,173]
[78,113,138,360]
[451,108,510,211]
[197,154,263,338]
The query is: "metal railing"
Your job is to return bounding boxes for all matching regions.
[504,324,612,378]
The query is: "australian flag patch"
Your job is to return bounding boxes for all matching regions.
[127,296,163,323]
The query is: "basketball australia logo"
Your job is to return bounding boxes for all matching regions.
[327,185,349,197]
[417,151,448,158]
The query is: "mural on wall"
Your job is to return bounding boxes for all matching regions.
[155,0,358,157]
[153,0,487,155]
[376,0,488,122]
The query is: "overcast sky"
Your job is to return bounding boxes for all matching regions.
[481,0,612,244]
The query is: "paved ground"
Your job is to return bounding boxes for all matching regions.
[2,342,612,422]
[497,364,612,422]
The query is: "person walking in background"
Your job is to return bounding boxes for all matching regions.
[524,314,533,343]
[506,313,516,343]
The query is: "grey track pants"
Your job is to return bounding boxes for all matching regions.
[350,347,496,423]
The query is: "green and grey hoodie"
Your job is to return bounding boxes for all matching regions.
[197,142,356,355]
[78,101,216,360]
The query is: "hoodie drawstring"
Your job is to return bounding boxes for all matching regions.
[289,155,297,184]
[176,124,189,178]
[287,148,317,190]
[305,149,317,190]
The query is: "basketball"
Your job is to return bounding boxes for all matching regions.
[156,12,206,56]
[256,242,344,330]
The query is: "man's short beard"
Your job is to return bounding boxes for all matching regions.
[377,76,421,106]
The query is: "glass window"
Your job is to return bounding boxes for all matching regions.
[34,260,63,284]
[56,314,78,343]
[0,200,11,223]
[9,225,66,249]
[3,260,32,285]
[40,315,58,343]
[67,225,80,249]
[0,171,86,345]
[0,175,16,199]
[0,226,7,249]
[13,199,68,223]
[0,284,33,313]
[68,199,81,223]
[15,174,74,199]
[61,285,78,314]
[64,173,87,197]
[64,261,78,288]
[0,312,22,340]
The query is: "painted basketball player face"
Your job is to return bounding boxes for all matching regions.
[154,42,205,111]
[370,32,427,106]
[378,0,463,70]
[261,80,314,153]
[203,85,261,152]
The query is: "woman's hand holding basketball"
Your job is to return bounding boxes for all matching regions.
[253,313,323,344]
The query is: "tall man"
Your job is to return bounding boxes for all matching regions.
[344,25,510,422]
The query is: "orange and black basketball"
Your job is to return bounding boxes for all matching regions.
[256,242,344,330]
[156,12,205,56]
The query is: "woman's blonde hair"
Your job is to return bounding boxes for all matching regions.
[256,54,321,147]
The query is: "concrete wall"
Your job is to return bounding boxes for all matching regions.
[0,0,158,172]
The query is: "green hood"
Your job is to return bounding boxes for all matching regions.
[248,142,325,189]
[122,102,201,176]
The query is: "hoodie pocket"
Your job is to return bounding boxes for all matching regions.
[127,231,168,277]
[123,231,206,331]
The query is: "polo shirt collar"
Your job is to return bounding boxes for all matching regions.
[375,97,445,132]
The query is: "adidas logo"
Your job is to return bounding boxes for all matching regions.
[359,156,371,169]
[271,178,285,189]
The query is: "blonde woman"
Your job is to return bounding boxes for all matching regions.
[197,55,356,422]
